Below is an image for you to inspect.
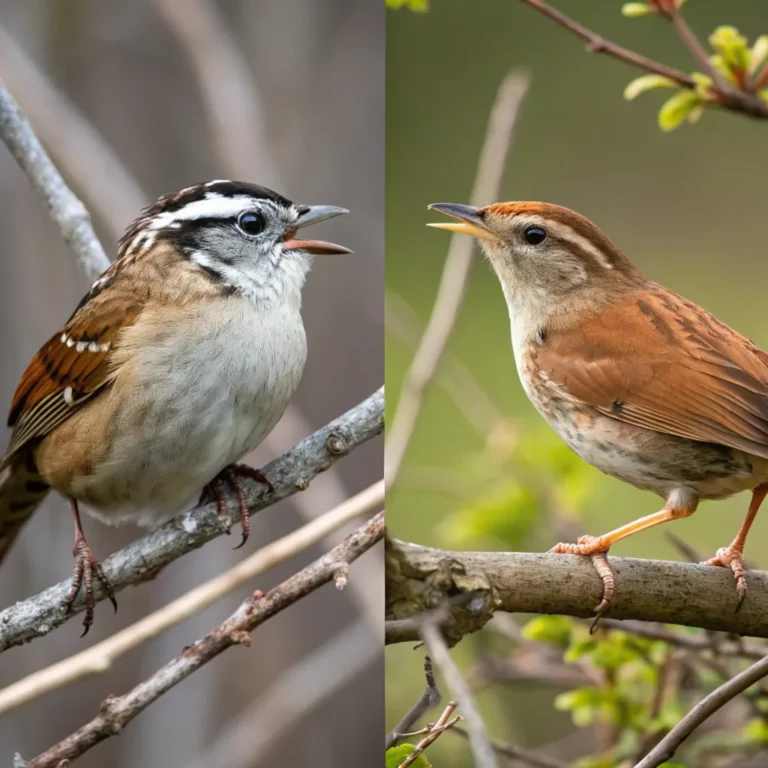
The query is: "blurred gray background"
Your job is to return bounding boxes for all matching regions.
[0,1,383,765]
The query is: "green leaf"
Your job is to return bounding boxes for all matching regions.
[621,2,653,17]
[690,71,716,99]
[386,0,429,9]
[687,104,704,124]
[565,638,598,663]
[574,756,619,768]
[623,75,676,101]
[709,26,750,73]
[556,688,614,728]
[386,745,433,768]
[708,55,740,85]
[522,615,573,647]
[749,35,768,76]
[743,718,768,745]
[657,91,702,132]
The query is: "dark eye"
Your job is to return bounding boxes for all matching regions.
[236,211,266,236]
[523,225,547,245]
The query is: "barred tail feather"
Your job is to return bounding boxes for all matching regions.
[0,451,49,563]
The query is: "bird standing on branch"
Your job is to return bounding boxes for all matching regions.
[429,200,768,614]
[0,180,351,633]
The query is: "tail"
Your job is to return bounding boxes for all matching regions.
[0,450,50,563]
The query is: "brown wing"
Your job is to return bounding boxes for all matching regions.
[536,286,768,458]
[5,284,142,459]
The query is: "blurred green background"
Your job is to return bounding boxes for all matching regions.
[386,1,768,764]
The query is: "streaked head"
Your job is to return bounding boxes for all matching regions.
[121,180,351,303]
[428,201,643,310]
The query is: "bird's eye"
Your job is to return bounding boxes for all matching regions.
[236,211,266,236]
[523,225,547,245]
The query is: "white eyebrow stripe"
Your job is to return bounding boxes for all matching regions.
[516,214,614,269]
[149,194,256,230]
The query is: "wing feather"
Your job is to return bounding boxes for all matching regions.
[5,291,142,459]
[536,287,768,458]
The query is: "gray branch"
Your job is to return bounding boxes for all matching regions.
[385,538,768,645]
[0,387,383,652]
[20,511,384,768]
[0,76,110,280]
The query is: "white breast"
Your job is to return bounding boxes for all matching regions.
[85,298,306,526]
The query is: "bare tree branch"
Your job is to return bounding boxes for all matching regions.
[0,76,110,279]
[385,539,768,645]
[451,727,573,768]
[420,616,497,768]
[666,6,729,92]
[0,24,147,234]
[517,0,768,119]
[0,387,383,653]
[18,512,384,768]
[0,480,382,715]
[399,701,462,768]
[599,618,768,662]
[636,651,768,768]
[385,71,529,488]
[386,655,441,749]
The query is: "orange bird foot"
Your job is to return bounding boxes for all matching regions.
[549,535,616,622]
[702,546,748,611]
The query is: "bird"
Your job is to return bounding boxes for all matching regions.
[428,200,768,614]
[0,180,351,633]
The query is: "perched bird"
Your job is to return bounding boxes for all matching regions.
[429,200,768,612]
[0,180,351,633]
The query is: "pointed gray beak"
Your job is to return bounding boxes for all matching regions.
[285,205,352,254]
[427,203,496,240]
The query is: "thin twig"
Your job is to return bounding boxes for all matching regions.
[0,77,110,279]
[384,71,529,488]
[398,702,461,768]
[451,726,574,768]
[386,655,442,749]
[0,480,382,715]
[599,619,768,662]
[667,8,729,92]
[0,24,146,234]
[0,387,383,652]
[517,0,768,119]
[421,617,498,768]
[518,0,693,87]
[635,651,768,768]
[21,512,384,767]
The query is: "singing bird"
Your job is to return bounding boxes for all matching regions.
[429,200,768,611]
[0,180,351,632]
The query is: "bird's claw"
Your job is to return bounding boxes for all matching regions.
[702,546,747,611]
[549,536,615,629]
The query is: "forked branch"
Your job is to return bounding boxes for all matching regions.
[20,512,384,768]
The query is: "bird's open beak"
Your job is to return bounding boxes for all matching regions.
[283,205,353,255]
[427,203,497,241]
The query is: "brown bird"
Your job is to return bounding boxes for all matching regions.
[0,180,350,633]
[429,200,768,612]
